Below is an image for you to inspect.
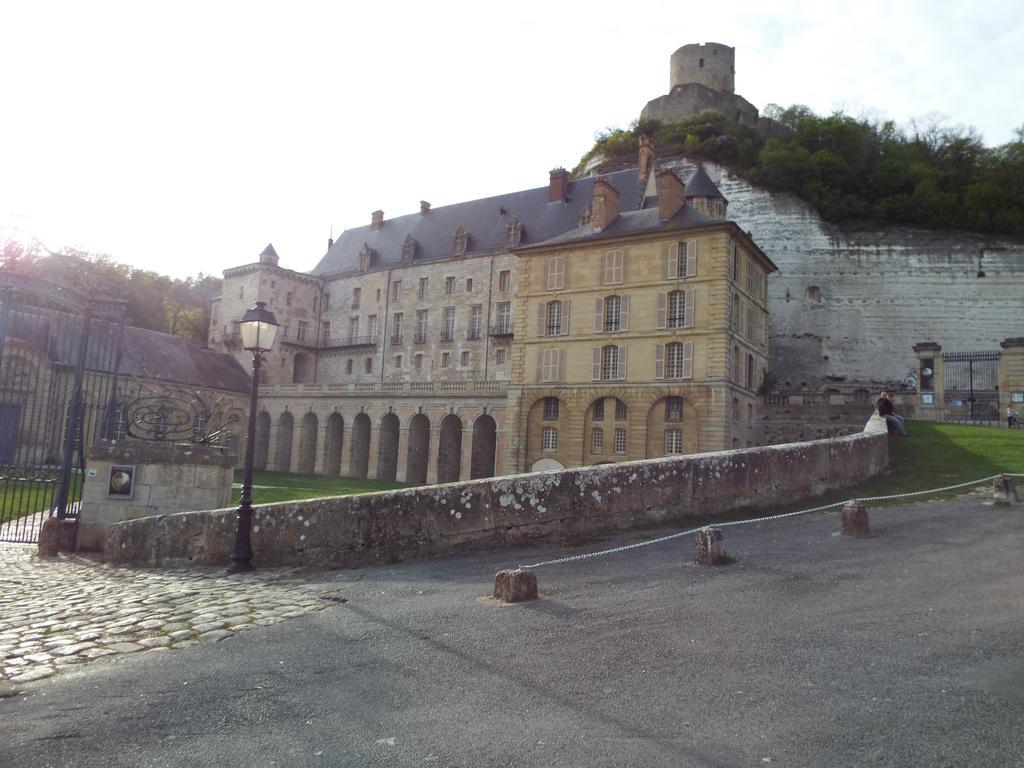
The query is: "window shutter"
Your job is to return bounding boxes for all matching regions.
[666,243,678,279]
[561,300,571,336]
[755,312,763,346]
[544,258,551,291]
[535,347,543,383]
[684,288,695,328]
[656,292,667,329]
[592,347,601,381]
[594,297,604,332]
[682,341,694,379]
[537,302,546,337]
[620,295,630,331]
[686,240,697,278]
[655,344,665,379]
[558,349,566,382]
[617,345,628,380]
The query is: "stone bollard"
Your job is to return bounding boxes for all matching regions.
[37,517,77,556]
[695,527,728,566]
[492,569,538,603]
[841,502,871,537]
[993,475,1018,506]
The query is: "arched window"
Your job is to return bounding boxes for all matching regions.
[665,397,683,421]
[614,399,628,421]
[604,295,621,332]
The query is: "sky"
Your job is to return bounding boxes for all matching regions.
[3,0,1022,280]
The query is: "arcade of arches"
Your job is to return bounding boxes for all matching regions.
[252,401,503,485]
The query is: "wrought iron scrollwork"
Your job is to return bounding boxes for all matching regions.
[113,384,240,447]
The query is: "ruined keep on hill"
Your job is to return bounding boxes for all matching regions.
[641,43,790,139]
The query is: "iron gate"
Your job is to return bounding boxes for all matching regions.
[942,350,1001,424]
[0,274,124,543]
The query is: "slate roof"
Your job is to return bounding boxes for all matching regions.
[684,164,727,200]
[310,168,649,277]
[519,205,720,248]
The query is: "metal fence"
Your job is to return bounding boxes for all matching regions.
[942,350,1001,424]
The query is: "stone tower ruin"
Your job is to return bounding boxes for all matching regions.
[669,42,735,94]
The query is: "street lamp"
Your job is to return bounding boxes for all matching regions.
[229,301,279,572]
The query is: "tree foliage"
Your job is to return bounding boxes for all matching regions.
[0,240,220,345]
[575,108,1024,238]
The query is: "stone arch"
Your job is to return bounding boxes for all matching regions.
[405,413,430,485]
[297,411,318,474]
[275,411,294,472]
[292,352,313,383]
[376,412,400,481]
[324,412,344,476]
[437,414,463,484]
[350,412,371,479]
[645,395,700,458]
[254,411,271,471]
[470,414,497,479]
[524,393,568,470]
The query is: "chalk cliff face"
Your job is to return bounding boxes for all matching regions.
[668,160,1024,390]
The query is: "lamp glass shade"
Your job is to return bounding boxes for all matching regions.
[239,302,279,352]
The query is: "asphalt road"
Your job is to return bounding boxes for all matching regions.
[2,491,1022,768]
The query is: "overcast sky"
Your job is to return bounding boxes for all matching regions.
[3,0,1022,280]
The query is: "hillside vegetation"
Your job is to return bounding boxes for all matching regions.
[576,107,1024,238]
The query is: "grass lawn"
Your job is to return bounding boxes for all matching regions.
[0,472,81,522]
[232,470,409,506]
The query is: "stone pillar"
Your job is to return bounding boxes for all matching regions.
[266,422,280,471]
[503,388,525,475]
[396,427,410,483]
[313,418,330,475]
[912,342,943,420]
[998,338,1024,425]
[841,501,870,536]
[366,421,380,480]
[459,424,474,481]
[426,427,441,484]
[494,428,506,477]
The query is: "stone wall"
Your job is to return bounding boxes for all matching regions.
[104,427,888,569]
[78,440,235,551]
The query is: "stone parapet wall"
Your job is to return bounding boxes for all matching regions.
[105,429,888,569]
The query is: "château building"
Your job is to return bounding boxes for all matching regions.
[209,147,776,484]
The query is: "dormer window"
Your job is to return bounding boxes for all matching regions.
[578,203,592,226]
[401,235,416,263]
[453,226,468,258]
[359,244,373,272]
[506,217,522,249]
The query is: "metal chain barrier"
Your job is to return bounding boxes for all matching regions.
[518,472,1024,570]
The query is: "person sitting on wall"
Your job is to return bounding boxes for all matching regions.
[876,391,908,436]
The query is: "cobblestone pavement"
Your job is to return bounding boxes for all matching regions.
[0,543,334,693]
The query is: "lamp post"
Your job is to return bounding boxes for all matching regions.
[229,301,279,572]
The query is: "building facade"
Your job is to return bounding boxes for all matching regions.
[210,155,777,484]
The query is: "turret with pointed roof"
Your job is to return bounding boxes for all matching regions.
[684,165,728,219]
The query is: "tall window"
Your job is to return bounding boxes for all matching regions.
[542,427,558,451]
[665,397,683,421]
[546,301,563,336]
[466,278,473,292]
[604,250,623,285]
[499,270,511,293]
[345,359,353,374]
[391,281,402,301]
[367,314,378,340]
[601,345,619,380]
[349,316,359,341]
[364,357,373,373]
[415,310,428,343]
[543,397,559,420]
[496,302,511,334]
[747,258,757,295]
[746,305,755,340]
[665,429,683,454]
[666,342,690,379]
[460,350,469,367]
[297,321,308,342]
[419,277,428,299]
[414,353,423,371]
[668,290,685,328]
[445,276,455,295]
[496,348,507,365]
[442,306,455,341]
[604,295,621,332]
[615,399,627,421]
[592,399,605,421]
[746,354,755,389]
[591,428,604,453]
[394,354,403,369]
[668,241,696,279]
[353,287,361,309]
[541,348,560,382]
[441,351,450,368]
[453,226,467,257]
[614,428,627,454]
[733,294,741,331]
[468,305,482,339]
[321,320,330,342]
[732,241,741,281]
[547,256,565,290]
[392,312,404,343]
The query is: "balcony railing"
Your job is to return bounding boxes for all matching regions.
[317,332,379,349]
[488,323,513,338]
[262,380,509,396]
[465,328,481,340]
[413,333,429,344]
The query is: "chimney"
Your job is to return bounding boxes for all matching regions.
[420,200,431,215]
[657,169,686,220]
[370,210,384,231]
[591,176,620,231]
[548,168,569,203]
[638,136,655,180]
